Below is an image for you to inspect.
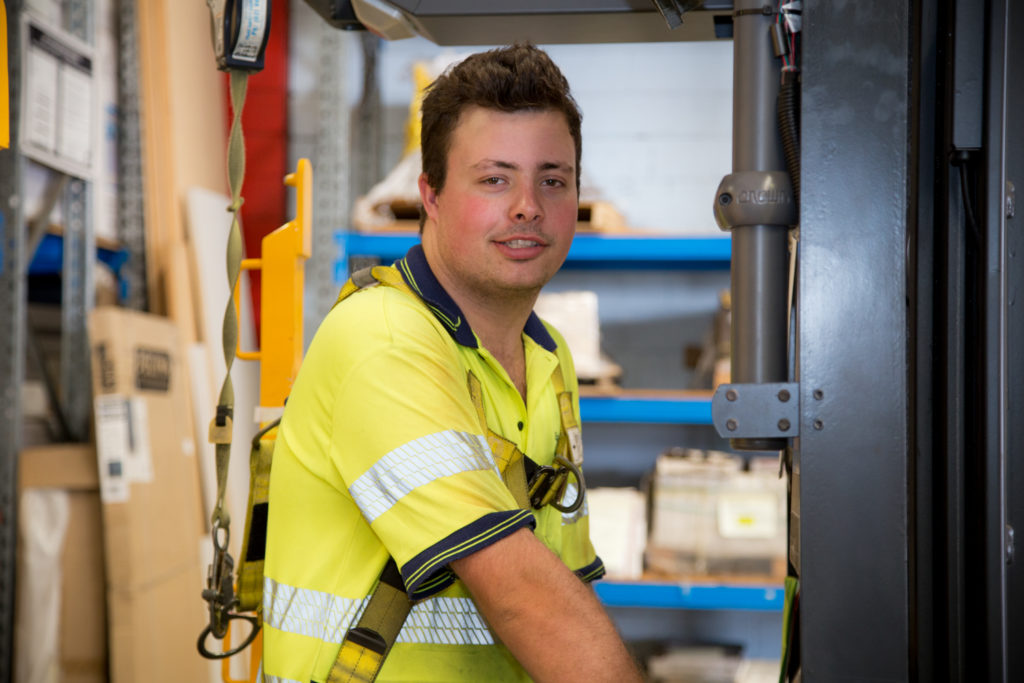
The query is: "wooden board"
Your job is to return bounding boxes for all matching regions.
[136,0,228,320]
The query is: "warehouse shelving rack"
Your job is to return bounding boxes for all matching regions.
[0,0,150,673]
[335,230,783,613]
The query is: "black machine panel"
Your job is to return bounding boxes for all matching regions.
[349,0,734,44]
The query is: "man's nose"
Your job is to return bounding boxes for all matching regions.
[511,184,543,222]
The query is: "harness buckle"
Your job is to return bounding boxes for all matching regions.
[526,454,585,513]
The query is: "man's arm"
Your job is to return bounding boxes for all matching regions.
[450,527,642,683]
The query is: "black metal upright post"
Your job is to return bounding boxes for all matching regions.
[797,1,913,680]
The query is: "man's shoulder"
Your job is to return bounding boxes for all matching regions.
[318,282,454,352]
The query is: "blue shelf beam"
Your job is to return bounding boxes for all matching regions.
[335,231,731,282]
[29,233,131,300]
[594,581,784,612]
[580,395,713,425]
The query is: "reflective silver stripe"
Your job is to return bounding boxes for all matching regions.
[264,577,495,647]
[264,576,365,644]
[350,431,497,522]
[398,597,495,646]
[560,482,588,525]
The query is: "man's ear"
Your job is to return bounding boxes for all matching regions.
[418,173,439,220]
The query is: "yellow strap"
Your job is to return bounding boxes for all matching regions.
[467,372,530,509]
[236,424,277,614]
[328,561,411,683]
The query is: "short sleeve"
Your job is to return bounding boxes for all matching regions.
[323,288,531,597]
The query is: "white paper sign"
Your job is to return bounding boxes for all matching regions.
[20,14,94,178]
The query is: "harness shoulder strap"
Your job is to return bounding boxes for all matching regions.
[467,371,531,509]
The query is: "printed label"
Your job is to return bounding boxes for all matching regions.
[94,342,116,391]
[94,395,130,503]
[134,346,170,392]
[230,0,268,63]
[716,492,778,539]
[94,394,154,503]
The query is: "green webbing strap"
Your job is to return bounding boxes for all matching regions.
[210,69,249,531]
[198,70,259,660]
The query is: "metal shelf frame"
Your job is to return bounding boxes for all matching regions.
[1,0,97,673]
[0,2,27,677]
[580,395,713,425]
[334,231,732,283]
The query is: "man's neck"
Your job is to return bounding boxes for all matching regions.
[430,263,536,399]
[452,286,535,382]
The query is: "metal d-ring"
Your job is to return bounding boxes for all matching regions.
[197,614,261,659]
[549,453,586,514]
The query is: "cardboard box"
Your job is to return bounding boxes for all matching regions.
[646,451,786,580]
[18,443,108,683]
[88,306,208,683]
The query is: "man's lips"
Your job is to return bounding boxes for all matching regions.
[493,236,549,259]
[494,235,550,248]
[501,238,543,248]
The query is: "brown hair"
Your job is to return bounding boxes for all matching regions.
[420,43,583,202]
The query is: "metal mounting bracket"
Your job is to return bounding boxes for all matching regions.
[711,382,800,439]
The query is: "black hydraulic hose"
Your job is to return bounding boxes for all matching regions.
[777,70,801,206]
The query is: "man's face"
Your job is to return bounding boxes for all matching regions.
[419,106,578,306]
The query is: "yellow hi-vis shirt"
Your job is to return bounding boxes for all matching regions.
[262,245,604,683]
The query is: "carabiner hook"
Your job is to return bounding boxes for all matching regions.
[198,520,260,659]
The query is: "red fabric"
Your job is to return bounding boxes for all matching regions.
[224,0,290,340]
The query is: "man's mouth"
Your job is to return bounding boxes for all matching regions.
[501,239,543,249]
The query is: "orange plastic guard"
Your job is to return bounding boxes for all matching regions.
[234,259,263,361]
[251,158,313,413]
[1,1,9,149]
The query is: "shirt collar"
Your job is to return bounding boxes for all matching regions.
[397,244,558,352]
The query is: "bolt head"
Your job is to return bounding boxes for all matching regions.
[778,419,791,431]
[726,419,738,431]
[726,389,738,402]
[778,389,791,402]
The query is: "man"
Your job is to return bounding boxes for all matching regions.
[262,44,641,683]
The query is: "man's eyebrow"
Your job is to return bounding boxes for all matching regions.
[472,159,575,173]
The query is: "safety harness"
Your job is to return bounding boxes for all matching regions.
[325,264,586,683]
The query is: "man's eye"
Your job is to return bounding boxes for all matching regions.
[542,178,566,187]
[483,177,504,185]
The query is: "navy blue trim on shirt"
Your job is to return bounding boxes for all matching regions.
[399,508,536,600]
[397,245,558,353]
[573,556,607,584]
